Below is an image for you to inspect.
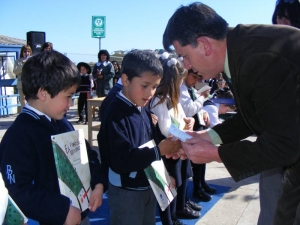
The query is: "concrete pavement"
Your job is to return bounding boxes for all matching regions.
[0,106,260,225]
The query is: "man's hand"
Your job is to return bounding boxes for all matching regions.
[186,130,212,142]
[64,205,81,225]
[182,133,221,164]
[89,184,104,212]
[158,137,182,156]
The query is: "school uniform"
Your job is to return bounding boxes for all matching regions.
[77,74,92,122]
[0,105,106,225]
[98,92,160,225]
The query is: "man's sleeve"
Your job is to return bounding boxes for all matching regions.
[216,53,300,181]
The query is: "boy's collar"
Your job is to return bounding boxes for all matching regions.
[24,103,51,121]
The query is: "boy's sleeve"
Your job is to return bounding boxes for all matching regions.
[100,117,160,175]
[85,140,108,192]
[0,131,70,225]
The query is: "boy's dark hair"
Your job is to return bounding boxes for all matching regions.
[272,0,300,28]
[121,50,163,81]
[163,2,228,51]
[22,51,81,101]
[97,49,110,61]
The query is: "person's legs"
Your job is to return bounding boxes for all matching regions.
[258,167,284,225]
[77,94,84,122]
[200,164,216,194]
[158,198,175,225]
[192,163,211,202]
[274,166,300,225]
[83,94,88,123]
[176,178,189,210]
[108,184,156,225]
[141,189,156,225]
[176,178,200,219]
[80,216,90,225]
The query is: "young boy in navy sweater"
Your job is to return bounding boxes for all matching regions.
[0,51,107,225]
[98,50,182,225]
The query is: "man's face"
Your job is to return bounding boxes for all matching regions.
[173,40,220,80]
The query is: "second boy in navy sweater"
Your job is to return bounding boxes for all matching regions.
[98,50,182,225]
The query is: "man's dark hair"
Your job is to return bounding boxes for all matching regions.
[121,50,163,81]
[22,51,81,101]
[163,2,228,51]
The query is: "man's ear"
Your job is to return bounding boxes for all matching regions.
[37,88,48,101]
[197,37,212,56]
[121,73,129,86]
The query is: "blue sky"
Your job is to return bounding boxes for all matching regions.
[1,0,276,63]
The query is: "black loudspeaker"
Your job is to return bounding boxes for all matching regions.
[26,31,46,54]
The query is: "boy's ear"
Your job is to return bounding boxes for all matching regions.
[37,88,47,101]
[121,73,129,86]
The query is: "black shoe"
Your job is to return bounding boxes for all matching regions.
[84,121,88,125]
[76,119,83,124]
[172,218,185,225]
[176,206,200,219]
[202,183,217,194]
[193,188,212,202]
[186,200,202,211]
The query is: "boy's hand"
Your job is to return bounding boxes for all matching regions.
[183,117,195,131]
[169,176,176,188]
[64,205,81,225]
[158,137,182,156]
[89,184,104,212]
[166,148,187,160]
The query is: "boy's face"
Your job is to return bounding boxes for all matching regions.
[185,72,201,88]
[121,72,161,107]
[42,85,77,120]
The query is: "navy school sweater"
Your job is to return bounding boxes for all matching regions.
[98,93,161,190]
[0,107,107,225]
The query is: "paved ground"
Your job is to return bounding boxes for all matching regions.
[0,106,260,225]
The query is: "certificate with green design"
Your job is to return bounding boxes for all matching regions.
[51,129,91,211]
[4,195,28,225]
[142,140,177,211]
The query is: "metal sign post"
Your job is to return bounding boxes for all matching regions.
[92,16,106,51]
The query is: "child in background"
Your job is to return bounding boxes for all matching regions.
[179,69,215,203]
[0,51,107,225]
[13,45,32,110]
[98,50,182,225]
[76,62,93,124]
[150,58,201,225]
[204,89,236,128]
